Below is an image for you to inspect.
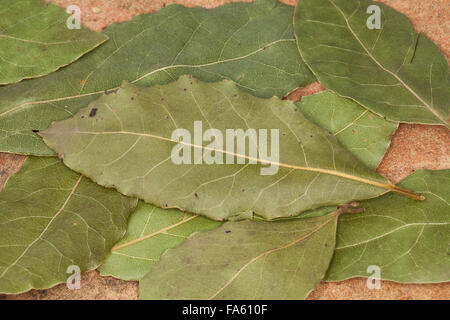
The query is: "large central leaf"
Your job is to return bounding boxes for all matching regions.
[0,157,138,294]
[40,77,421,221]
[294,0,450,127]
[0,0,314,156]
[0,0,108,85]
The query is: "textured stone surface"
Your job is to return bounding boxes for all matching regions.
[1,0,448,300]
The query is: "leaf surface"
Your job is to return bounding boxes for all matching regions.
[98,201,221,280]
[0,157,138,294]
[140,211,339,299]
[0,0,314,155]
[294,0,450,127]
[327,170,450,283]
[0,0,108,85]
[40,77,421,221]
[297,91,398,170]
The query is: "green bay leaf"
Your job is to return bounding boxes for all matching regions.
[294,0,450,127]
[297,91,398,170]
[140,211,339,300]
[0,0,108,85]
[98,201,221,281]
[0,0,314,156]
[40,76,421,221]
[327,169,450,283]
[0,157,138,294]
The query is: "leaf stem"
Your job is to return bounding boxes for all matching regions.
[387,184,425,201]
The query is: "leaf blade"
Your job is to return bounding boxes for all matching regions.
[40,77,413,221]
[297,91,398,170]
[294,0,450,127]
[139,212,338,300]
[98,201,221,281]
[0,0,315,155]
[0,157,138,294]
[0,0,108,85]
[326,170,450,283]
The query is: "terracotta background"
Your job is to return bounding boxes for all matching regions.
[0,0,449,300]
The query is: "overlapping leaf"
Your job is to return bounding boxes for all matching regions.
[0,0,108,85]
[297,91,398,170]
[0,157,138,294]
[99,92,397,282]
[327,170,450,283]
[294,0,450,127]
[0,0,315,156]
[39,76,420,222]
[99,201,221,281]
[140,211,339,299]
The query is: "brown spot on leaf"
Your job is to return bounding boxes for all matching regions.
[89,108,98,117]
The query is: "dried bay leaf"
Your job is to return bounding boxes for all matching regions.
[327,169,450,283]
[294,0,450,127]
[99,205,339,281]
[40,77,422,222]
[0,157,138,294]
[0,0,314,156]
[139,210,341,299]
[98,201,221,281]
[297,91,398,170]
[0,0,108,85]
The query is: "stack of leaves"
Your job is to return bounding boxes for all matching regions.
[0,0,448,299]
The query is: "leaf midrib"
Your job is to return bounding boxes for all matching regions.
[67,129,422,199]
[111,215,198,251]
[0,34,93,45]
[327,0,448,127]
[335,221,449,250]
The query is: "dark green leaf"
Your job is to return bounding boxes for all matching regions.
[327,170,450,283]
[0,0,108,85]
[0,157,138,294]
[294,0,450,127]
[0,0,314,155]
